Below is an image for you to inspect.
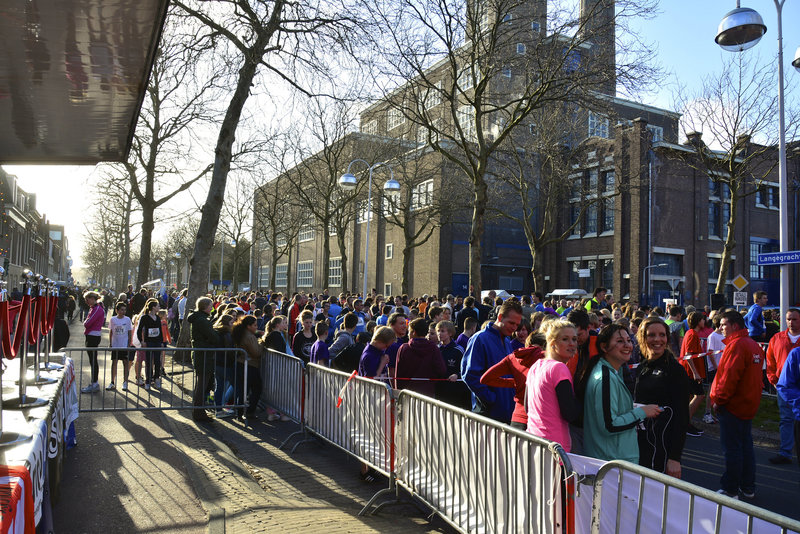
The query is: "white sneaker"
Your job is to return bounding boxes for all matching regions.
[703,413,717,424]
[122,381,128,391]
[154,378,162,389]
[136,378,145,387]
[105,382,115,391]
[81,382,99,394]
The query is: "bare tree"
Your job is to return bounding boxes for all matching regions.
[361,0,659,294]
[219,172,256,290]
[676,53,798,295]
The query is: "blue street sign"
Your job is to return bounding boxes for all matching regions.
[758,251,800,266]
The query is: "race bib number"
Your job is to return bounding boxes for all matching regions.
[147,328,160,337]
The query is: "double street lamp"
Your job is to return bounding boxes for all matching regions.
[339,159,400,297]
[716,1,800,328]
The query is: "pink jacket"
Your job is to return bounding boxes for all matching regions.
[84,304,105,335]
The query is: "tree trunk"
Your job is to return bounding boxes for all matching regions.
[715,192,738,295]
[137,202,155,288]
[469,180,487,297]
[338,231,349,294]
[322,225,330,291]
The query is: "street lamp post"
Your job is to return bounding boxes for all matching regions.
[642,263,668,306]
[716,1,800,328]
[339,159,401,297]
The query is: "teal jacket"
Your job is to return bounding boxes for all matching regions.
[583,358,645,463]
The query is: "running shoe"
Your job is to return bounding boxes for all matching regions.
[154,378,162,389]
[144,383,151,391]
[136,378,145,387]
[81,382,99,394]
[716,489,738,500]
[122,381,128,391]
[739,488,755,499]
[686,424,703,437]
[702,413,717,424]
[105,382,115,391]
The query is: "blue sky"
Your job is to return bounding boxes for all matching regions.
[635,0,800,110]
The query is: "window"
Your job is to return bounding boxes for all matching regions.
[531,21,540,32]
[423,81,442,110]
[384,283,392,296]
[602,170,615,193]
[357,200,372,223]
[387,108,404,130]
[516,43,526,55]
[570,204,581,236]
[602,197,614,232]
[585,204,598,235]
[328,258,342,287]
[652,254,682,276]
[588,112,609,138]
[298,224,314,242]
[457,105,476,141]
[329,221,338,236]
[412,180,434,210]
[276,235,287,247]
[502,66,512,78]
[587,169,598,194]
[499,276,523,291]
[750,239,779,280]
[756,184,779,208]
[707,256,734,282]
[362,119,378,135]
[458,68,474,91]
[416,121,442,145]
[297,260,313,287]
[385,243,393,259]
[601,259,614,293]
[708,202,721,238]
[258,266,270,288]
[529,122,536,135]
[647,125,663,142]
[569,261,580,287]
[276,264,288,287]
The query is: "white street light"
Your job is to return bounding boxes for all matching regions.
[642,263,668,305]
[717,1,797,329]
[340,159,398,297]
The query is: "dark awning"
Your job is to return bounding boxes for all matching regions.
[0,0,169,163]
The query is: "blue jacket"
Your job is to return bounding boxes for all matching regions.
[583,358,646,463]
[744,303,765,338]
[777,347,800,420]
[460,323,514,422]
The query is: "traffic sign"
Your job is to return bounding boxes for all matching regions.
[733,291,748,306]
[731,274,748,291]
[758,250,800,266]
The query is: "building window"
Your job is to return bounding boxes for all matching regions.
[588,112,609,138]
[516,43,526,55]
[570,203,581,236]
[384,282,392,296]
[707,256,734,283]
[756,184,778,208]
[423,81,442,110]
[585,204,598,235]
[458,68,474,91]
[362,119,378,135]
[329,221,338,236]
[357,200,373,223]
[602,170,615,192]
[708,202,721,238]
[457,105,476,141]
[531,21,540,32]
[601,259,614,293]
[750,239,779,280]
[276,235,287,247]
[412,179,434,211]
[385,243,393,259]
[502,13,512,24]
[417,120,442,145]
[387,108,404,130]
[569,261,580,287]
[499,276,523,291]
[258,266,270,288]
[652,254,682,276]
[502,66,512,78]
[276,264,288,287]
[587,168,598,194]
[298,225,314,242]
[297,260,313,287]
[602,197,614,232]
[328,258,342,287]
[647,125,663,142]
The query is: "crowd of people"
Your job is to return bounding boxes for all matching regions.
[75,283,800,496]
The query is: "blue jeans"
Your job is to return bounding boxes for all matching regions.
[718,406,756,495]
[777,390,795,458]
[214,364,238,407]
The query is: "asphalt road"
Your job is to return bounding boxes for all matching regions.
[680,431,800,521]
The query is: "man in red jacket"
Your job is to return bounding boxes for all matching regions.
[765,308,800,464]
[710,310,766,500]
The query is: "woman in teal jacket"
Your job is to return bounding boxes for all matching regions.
[579,324,661,463]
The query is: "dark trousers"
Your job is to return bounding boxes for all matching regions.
[192,352,215,416]
[144,342,161,384]
[85,335,101,383]
[718,406,756,495]
[236,362,261,416]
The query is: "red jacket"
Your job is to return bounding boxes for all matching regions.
[480,346,545,425]
[710,329,765,420]
[766,330,800,385]
[288,303,301,337]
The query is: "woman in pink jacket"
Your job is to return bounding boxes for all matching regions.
[82,291,106,393]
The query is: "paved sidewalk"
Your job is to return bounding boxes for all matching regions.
[53,314,452,533]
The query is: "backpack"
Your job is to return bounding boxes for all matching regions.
[333,342,365,373]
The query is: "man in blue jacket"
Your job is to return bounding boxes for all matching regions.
[777,346,800,466]
[461,300,522,423]
[744,291,768,341]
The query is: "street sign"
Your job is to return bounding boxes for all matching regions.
[578,269,590,278]
[733,291,748,306]
[758,250,800,266]
[731,274,748,291]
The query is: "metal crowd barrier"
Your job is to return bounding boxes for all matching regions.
[588,460,800,534]
[302,364,395,479]
[259,348,305,448]
[64,347,248,413]
[393,390,573,534]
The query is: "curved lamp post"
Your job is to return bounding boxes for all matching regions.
[642,263,668,306]
[716,1,800,328]
[339,160,400,297]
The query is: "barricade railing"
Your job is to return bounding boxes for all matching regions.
[259,349,305,448]
[64,347,248,413]
[393,390,574,534]
[302,364,395,512]
[587,460,800,534]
